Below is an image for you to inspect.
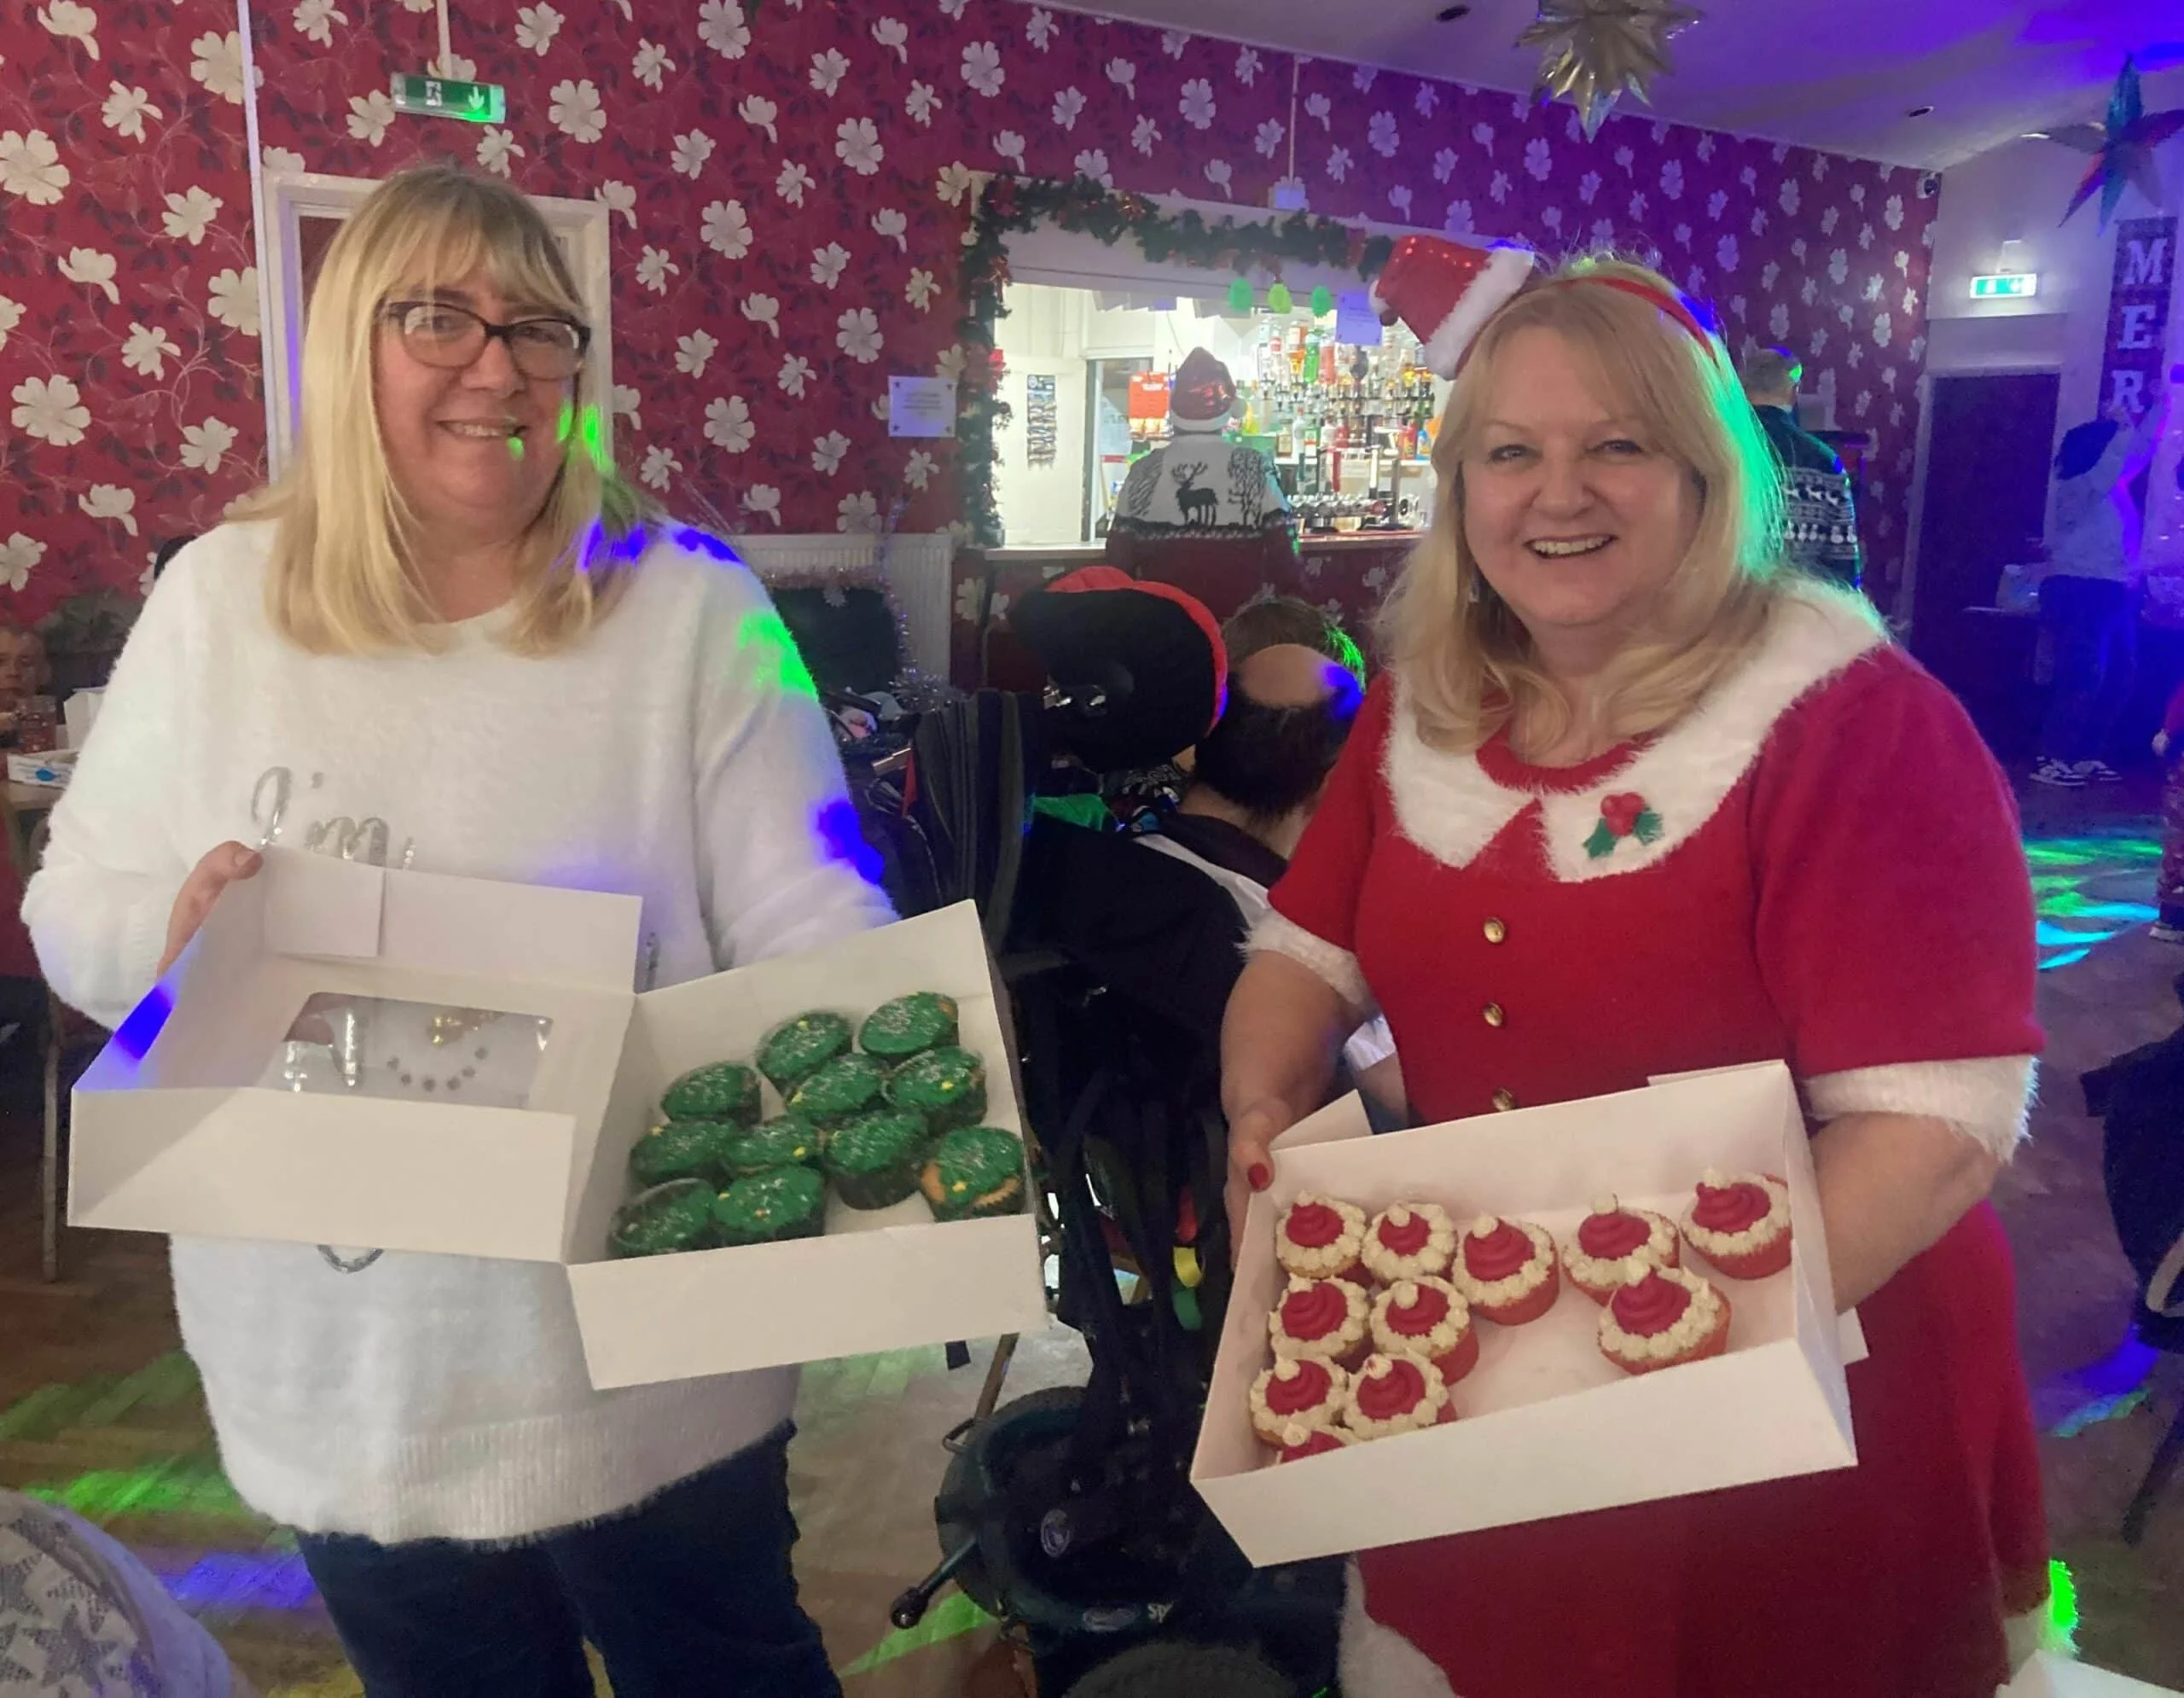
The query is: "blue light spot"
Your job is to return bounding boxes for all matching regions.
[816,798,884,887]
[113,985,172,1062]
[673,526,742,565]
[2040,947,2094,971]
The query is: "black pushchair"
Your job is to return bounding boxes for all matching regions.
[836,573,1341,1694]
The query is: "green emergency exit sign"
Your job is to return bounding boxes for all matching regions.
[1968,273,2038,299]
[391,73,506,124]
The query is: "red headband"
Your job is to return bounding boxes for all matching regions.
[1545,275,1716,347]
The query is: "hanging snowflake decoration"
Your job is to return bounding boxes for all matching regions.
[1517,0,1705,141]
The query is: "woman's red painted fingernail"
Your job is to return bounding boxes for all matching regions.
[1247,1163,1271,1191]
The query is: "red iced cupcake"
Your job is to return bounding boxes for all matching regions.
[1340,1352,1456,1439]
[1267,1275,1371,1369]
[1248,1355,1350,1445]
[1447,1213,1560,1324]
[1275,1193,1368,1284]
[1359,1201,1457,1285]
[1274,1421,1358,1463]
[1596,1264,1733,1375]
[1680,1169,1792,1279]
[1368,1276,1478,1387]
[1560,1193,1681,1304]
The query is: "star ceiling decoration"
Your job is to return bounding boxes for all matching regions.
[2043,56,2184,230]
[1517,0,1705,141]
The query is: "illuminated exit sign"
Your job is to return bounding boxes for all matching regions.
[1969,273,2038,299]
[391,73,506,124]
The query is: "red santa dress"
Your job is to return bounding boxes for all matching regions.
[1258,583,2048,1698]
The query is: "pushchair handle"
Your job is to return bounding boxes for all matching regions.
[890,1535,978,1630]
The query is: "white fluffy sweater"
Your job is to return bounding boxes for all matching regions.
[25,521,896,1543]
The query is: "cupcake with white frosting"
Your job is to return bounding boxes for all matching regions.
[1247,1355,1350,1445]
[1446,1212,1560,1324]
[1680,1169,1793,1279]
[1368,1276,1478,1387]
[1561,1193,1680,1304]
[1596,1264,1733,1375]
[1266,1274,1371,1369]
[1359,1201,1457,1285]
[1274,1192,1368,1284]
[1339,1352,1455,1440]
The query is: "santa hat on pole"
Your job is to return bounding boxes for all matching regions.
[1369,236,1537,379]
[1169,347,1238,434]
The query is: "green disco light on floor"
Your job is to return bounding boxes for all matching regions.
[2049,1556,2079,1654]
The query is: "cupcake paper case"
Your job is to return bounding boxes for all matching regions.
[609,1178,717,1258]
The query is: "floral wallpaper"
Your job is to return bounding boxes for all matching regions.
[1,0,1936,625]
[0,0,263,621]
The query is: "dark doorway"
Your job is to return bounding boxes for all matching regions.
[1911,370,2060,750]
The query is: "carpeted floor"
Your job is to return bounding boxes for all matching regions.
[3,774,2182,1695]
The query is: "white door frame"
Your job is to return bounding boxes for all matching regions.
[255,170,613,479]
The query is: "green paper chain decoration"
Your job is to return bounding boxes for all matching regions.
[955,175,1396,549]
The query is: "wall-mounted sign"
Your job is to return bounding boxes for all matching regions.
[1126,371,1170,422]
[1968,273,2037,299]
[391,73,507,125]
[2100,218,2175,422]
[887,375,957,439]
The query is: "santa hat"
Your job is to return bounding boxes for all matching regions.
[1369,236,1536,380]
[1170,347,1236,433]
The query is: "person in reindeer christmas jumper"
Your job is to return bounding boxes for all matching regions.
[25,166,892,1697]
[1103,346,1296,619]
[1223,236,2047,1698]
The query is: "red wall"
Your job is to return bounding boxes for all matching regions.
[2,0,1936,619]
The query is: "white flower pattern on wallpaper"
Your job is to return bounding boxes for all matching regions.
[811,431,850,475]
[0,0,1937,626]
[79,485,137,536]
[0,536,44,593]
[837,491,879,533]
[58,247,119,304]
[0,130,69,203]
[705,394,754,451]
[0,296,24,352]
[346,90,395,146]
[13,376,91,447]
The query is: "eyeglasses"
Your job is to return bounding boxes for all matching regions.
[381,299,590,381]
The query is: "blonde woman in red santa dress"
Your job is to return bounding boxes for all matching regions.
[1222,249,2048,1698]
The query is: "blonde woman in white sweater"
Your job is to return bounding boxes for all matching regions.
[25,166,890,1697]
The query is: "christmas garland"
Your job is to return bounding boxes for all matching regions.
[955,175,1397,549]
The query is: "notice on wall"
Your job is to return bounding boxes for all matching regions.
[887,375,958,439]
[1025,373,1058,466]
[1333,291,1384,348]
[2100,218,2183,573]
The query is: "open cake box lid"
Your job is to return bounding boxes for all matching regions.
[1189,1061,1861,1567]
[69,846,642,1261]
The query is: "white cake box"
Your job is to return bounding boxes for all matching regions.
[2003,1654,2184,1697]
[1189,1062,1858,1566]
[70,847,1048,1386]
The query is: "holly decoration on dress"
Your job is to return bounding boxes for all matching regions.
[2043,56,2184,230]
[1584,790,1662,858]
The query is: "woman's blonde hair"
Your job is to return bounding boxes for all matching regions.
[1376,254,1794,756]
[239,163,648,654]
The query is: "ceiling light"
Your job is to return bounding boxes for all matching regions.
[1436,4,1472,18]
[1906,104,1934,118]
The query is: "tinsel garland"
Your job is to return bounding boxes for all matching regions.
[956,175,1397,550]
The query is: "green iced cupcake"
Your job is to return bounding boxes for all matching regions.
[788,1052,890,1127]
[886,1046,987,1132]
[610,1178,717,1258]
[859,992,961,1062]
[758,1011,853,1092]
[718,1114,826,1181]
[824,1106,929,1210]
[712,1167,828,1247]
[659,1061,762,1127]
[921,1126,1027,1223]
[628,1118,740,1189]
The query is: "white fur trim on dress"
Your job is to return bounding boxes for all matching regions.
[1384,581,1886,881]
[1339,1561,1461,1698]
[1250,910,1375,1015]
[1805,1055,2037,1164]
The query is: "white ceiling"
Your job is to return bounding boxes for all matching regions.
[1067,0,2184,171]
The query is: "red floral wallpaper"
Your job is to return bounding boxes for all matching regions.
[0,0,264,620]
[2,0,1936,626]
